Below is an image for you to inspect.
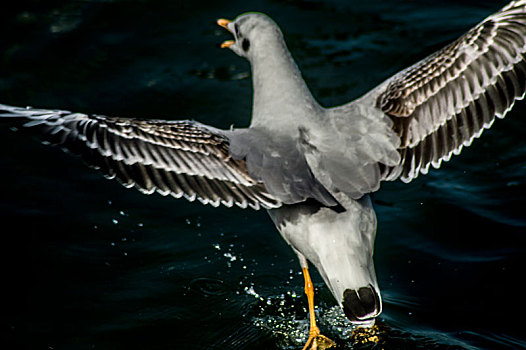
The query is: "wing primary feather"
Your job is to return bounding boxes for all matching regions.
[2,104,280,209]
[376,1,526,184]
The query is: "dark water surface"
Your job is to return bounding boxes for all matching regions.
[1,1,526,349]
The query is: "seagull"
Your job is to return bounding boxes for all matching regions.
[1,1,525,348]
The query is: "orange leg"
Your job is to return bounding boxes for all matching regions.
[301,267,334,350]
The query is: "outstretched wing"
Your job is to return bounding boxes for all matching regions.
[369,0,526,182]
[0,104,281,209]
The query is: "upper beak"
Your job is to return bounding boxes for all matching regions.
[217,18,235,48]
[217,18,232,31]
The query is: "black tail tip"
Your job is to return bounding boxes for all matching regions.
[342,284,381,323]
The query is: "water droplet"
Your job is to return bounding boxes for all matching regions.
[223,252,237,262]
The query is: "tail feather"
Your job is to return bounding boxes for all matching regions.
[269,193,383,325]
[342,284,381,324]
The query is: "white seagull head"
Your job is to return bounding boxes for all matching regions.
[217,13,285,61]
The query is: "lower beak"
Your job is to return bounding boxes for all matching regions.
[220,40,235,48]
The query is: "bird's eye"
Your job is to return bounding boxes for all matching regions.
[242,38,250,52]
